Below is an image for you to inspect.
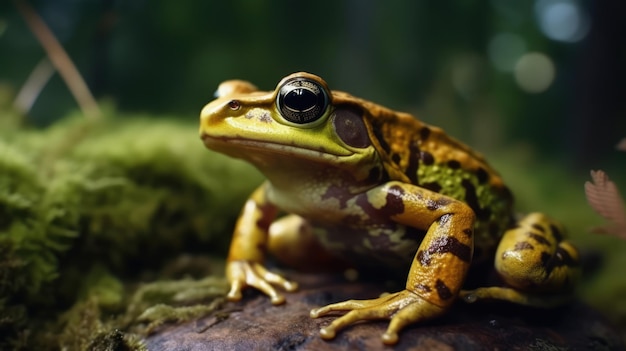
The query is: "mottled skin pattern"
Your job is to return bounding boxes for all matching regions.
[199,72,580,345]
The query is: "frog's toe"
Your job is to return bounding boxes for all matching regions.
[282,280,299,292]
[310,299,368,318]
[317,307,392,340]
[253,263,299,294]
[382,331,399,345]
[319,326,336,340]
[253,278,286,305]
[383,298,444,344]
[226,280,244,301]
[312,290,447,343]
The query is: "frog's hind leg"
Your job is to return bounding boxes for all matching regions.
[460,212,580,307]
[268,214,348,272]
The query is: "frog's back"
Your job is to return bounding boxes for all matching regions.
[333,92,515,258]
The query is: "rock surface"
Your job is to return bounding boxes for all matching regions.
[144,273,624,351]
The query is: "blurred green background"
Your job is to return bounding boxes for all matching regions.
[1,0,624,170]
[1,0,626,338]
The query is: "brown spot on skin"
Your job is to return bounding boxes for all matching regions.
[420,151,434,165]
[476,167,489,184]
[321,184,353,209]
[415,283,431,293]
[354,185,406,222]
[513,241,534,251]
[426,198,452,211]
[426,200,438,211]
[391,153,401,164]
[381,185,406,216]
[532,224,546,233]
[462,228,473,238]
[528,232,551,246]
[373,127,391,153]
[461,179,491,220]
[406,141,421,184]
[420,127,431,141]
[418,235,472,266]
[255,199,277,231]
[550,224,563,242]
[447,160,461,169]
[435,279,453,300]
[545,246,579,274]
[416,250,427,266]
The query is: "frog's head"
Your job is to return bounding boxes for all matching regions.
[200,72,388,183]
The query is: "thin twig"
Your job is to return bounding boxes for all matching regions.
[13,57,55,114]
[13,0,101,120]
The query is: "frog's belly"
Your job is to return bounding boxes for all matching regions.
[312,222,426,270]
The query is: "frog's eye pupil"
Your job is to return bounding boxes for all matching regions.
[277,78,329,124]
[284,88,317,112]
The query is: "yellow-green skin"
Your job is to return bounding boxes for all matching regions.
[199,72,579,345]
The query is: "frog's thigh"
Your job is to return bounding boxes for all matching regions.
[462,212,580,306]
[268,215,346,271]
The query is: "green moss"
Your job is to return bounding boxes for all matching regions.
[55,298,147,351]
[0,111,262,350]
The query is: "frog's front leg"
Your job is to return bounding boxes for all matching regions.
[460,212,579,307]
[226,182,298,305]
[311,181,475,345]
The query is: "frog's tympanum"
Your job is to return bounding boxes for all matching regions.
[199,72,579,344]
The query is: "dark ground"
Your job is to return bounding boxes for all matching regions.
[144,272,624,351]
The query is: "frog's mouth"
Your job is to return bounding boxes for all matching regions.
[200,132,354,160]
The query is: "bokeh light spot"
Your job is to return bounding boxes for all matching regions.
[488,33,526,72]
[514,52,555,93]
[535,0,590,43]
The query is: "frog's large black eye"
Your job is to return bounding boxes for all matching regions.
[277,77,329,124]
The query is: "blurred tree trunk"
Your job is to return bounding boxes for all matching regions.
[569,0,626,169]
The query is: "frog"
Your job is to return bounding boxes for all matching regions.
[199,72,580,345]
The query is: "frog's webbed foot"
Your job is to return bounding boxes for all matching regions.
[310,290,445,345]
[226,260,298,305]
